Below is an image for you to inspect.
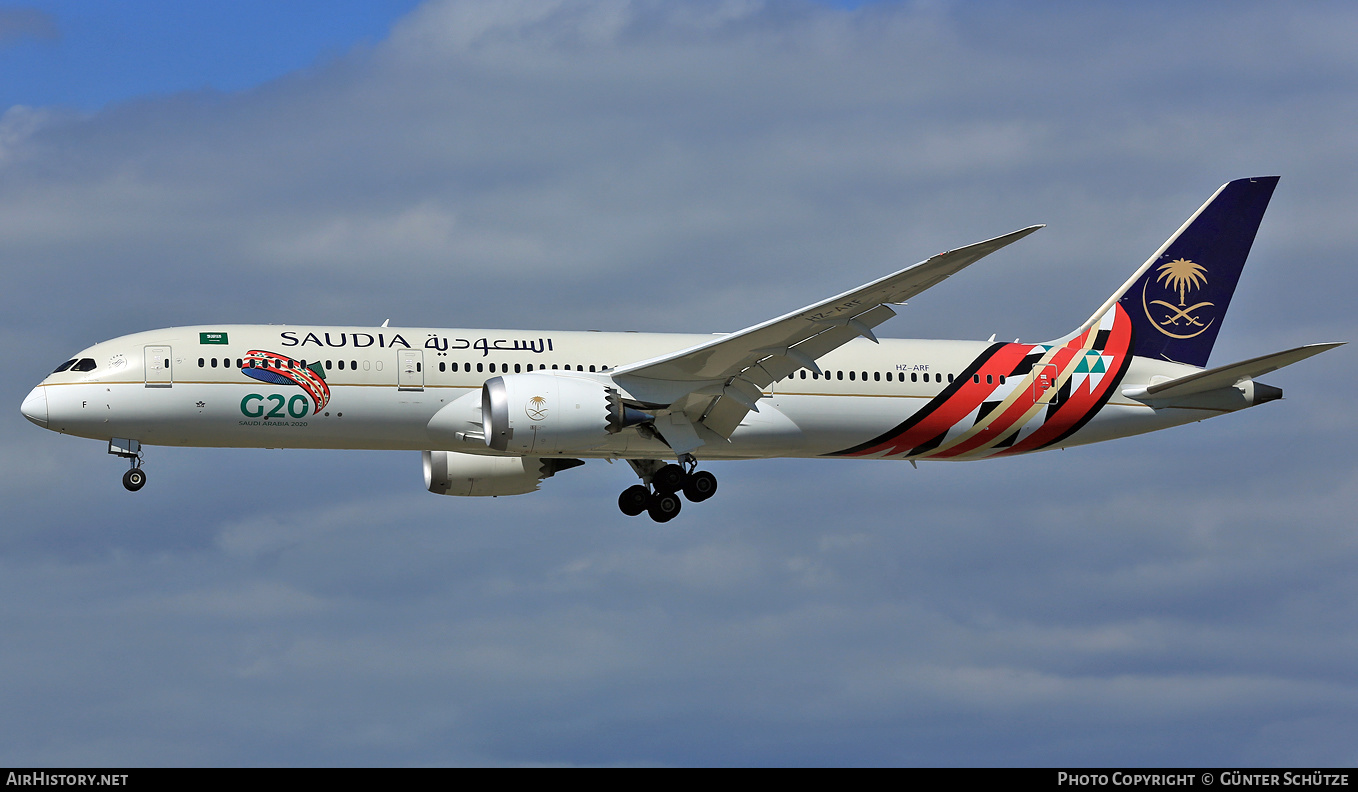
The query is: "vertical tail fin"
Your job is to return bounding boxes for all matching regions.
[1079,176,1278,367]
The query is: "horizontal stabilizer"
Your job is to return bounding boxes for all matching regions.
[1123,342,1343,401]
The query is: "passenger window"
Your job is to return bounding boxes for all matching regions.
[211,358,218,368]
[477,363,484,373]
[973,374,979,384]
[589,365,596,372]
[862,372,867,381]
[947,374,954,382]
[198,358,205,367]
[439,362,446,372]
[325,360,332,370]
[875,372,882,382]
[350,360,357,370]
[551,364,559,370]
[836,371,843,381]
[1000,375,1006,385]
[489,363,496,373]
[515,364,521,374]
[338,360,345,370]
[849,371,855,381]
[987,374,993,384]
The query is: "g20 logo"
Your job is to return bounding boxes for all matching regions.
[240,393,310,419]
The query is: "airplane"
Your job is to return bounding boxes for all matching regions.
[20,176,1343,522]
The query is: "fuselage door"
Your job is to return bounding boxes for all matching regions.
[144,345,173,388]
[1032,364,1058,404]
[398,349,424,391]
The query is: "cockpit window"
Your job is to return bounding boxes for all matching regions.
[72,359,97,372]
[53,359,77,373]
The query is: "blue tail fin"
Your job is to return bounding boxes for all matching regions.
[1115,176,1278,367]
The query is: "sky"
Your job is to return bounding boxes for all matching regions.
[2,0,1356,767]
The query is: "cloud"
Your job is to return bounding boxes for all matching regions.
[0,7,58,48]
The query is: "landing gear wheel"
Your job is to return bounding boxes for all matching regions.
[652,464,687,494]
[682,470,717,503]
[618,485,650,516]
[122,468,146,492]
[647,491,682,523]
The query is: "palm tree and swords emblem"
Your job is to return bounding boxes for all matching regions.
[1142,257,1215,339]
[526,395,549,421]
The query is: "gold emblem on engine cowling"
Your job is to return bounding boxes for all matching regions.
[1142,258,1215,339]
[526,396,548,421]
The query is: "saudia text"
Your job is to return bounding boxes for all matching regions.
[280,331,554,357]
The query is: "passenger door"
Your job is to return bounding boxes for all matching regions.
[397,350,424,391]
[144,346,173,388]
[1032,364,1058,404]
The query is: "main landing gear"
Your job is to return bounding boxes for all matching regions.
[109,438,146,492]
[619,457,718,523]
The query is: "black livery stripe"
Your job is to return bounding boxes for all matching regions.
[826,342,1008,457]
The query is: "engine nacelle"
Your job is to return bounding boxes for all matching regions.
[482,373,647,455]
[423,450,583,497]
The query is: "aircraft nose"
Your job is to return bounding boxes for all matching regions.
[20,386,48,428]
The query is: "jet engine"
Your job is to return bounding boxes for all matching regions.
[423,450,583,497]
[481,373,650,455]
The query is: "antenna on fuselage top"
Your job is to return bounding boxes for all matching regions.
[381,319,390,327]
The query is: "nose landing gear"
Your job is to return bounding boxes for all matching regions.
[109,438,146,492]
[619,457,718,522]
[122,467,146,492]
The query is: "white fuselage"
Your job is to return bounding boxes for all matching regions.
[24,323,1229,463]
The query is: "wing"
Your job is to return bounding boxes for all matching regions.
[611,225,1042,451]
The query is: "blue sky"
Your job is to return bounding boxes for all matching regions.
[2,0,1356,767]
[0,0,871,109]
[0,1,422,109]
